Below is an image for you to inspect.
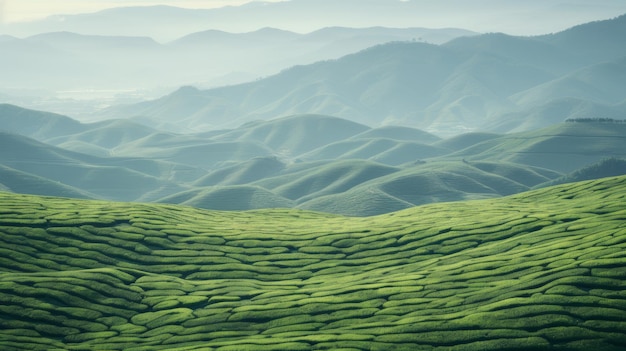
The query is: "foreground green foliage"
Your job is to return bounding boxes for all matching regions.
[1,176,625,350]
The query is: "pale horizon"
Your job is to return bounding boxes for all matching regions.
[1,0,626,37]
[0,0,284,23]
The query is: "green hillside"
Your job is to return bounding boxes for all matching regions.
[158,185,295,211]
[0,104,158,154]
[0,103,85,140]
[485,97,626,134]
[467,161,559,187]
[433,132,503,151]
[0,164,95,199]
[454,120,626,172]
[48,119,157,152]
[257,160,399,203]
[114,140,275,170]
[351,125,441,143]
[1,176,625,350]
[0,131,197,201]
[194,157,286,187]
[299,161,534,216]
[213,114,370,158]
[535,157,626,189]
[3,106,626,215]
[301,138,449,166]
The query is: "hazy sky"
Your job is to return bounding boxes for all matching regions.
[1,0,626,35]
[0,0,282,23]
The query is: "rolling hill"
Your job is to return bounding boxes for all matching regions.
[3,105,626,215]
[166,119,625,215]
[158,185,295,211]
[47,119,159,152]
[193,157,287,187]
[296,161,539,216]
[351,125,441,143]
[0,164,95,199]
[211,114,370,158]
[0,131,200,201]
[0,103,86,140]
[0,175,625,350]
[0,103,159,155]
[535,157,626,189]
[300,138,450,166]
[483,98,626,134]
[454,119,626,173]
[258,159,400,204]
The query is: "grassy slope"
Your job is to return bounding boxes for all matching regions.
[112,140,275,170]
[0,164,95,199]
[433,132,502,151]
[0,176,625,350]
[265,160,399,203]
[213,114,371,158]
[351,125,441,143]
[300,138,450,166]
[158,185,295,211]
[0,104,157,154]
[193,157,286,187]
[534,157,626,189]
[48,119,158,152]
[0,131,202,201]
[158,159,557,215]
[455,121,626,172]
[0,104,85,140]
[298,161,538,216]
[2,110,625,215]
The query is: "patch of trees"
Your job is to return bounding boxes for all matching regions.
[566,118,626,123]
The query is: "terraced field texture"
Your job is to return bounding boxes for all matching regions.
[1,176,626,350]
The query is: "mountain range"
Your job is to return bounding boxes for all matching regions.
[99,14,626,136]
[3,0,626,40]
[2,104,625,216]
[0,26,475,117]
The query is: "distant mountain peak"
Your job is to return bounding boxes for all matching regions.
[174,86,201,95]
